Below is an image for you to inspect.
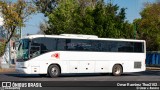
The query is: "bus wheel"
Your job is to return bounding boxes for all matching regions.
[112,64,123,76]
[48,65,60,78]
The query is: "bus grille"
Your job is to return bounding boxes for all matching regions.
[134,62,141,68]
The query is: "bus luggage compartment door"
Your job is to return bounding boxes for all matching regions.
[69,61,79,73]
[79,61,95,73]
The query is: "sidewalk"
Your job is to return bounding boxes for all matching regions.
[0,65,15,73]
[0,68,15,73]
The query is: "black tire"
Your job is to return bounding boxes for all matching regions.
[48,65,60,78]
[112,64,123,76]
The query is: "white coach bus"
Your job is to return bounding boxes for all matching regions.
[16,34,146,77]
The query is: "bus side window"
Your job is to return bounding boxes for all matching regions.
[30,46,41,58]
[57,39,66,50]
[134,42,143,53]
[118,42,134,52]
[30,38,41,58]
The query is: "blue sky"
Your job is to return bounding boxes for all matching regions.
[22,0,156,36]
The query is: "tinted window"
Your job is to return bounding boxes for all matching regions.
[100,41,117,52]
[134,42,144,52]
[41,38,57,53]
[30,38,41,58]
[30,37,57,57]
[66,39,85,51]
[30,38,144,53]
[56,39,99,51]
[100,41,143,53]
[57,39,66,50]
[118,42,134,52]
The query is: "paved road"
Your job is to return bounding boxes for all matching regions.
[0,70,159,81]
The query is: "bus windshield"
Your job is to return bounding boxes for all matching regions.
[16,39,30,61]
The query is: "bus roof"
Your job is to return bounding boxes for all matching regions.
[22,34,145,42]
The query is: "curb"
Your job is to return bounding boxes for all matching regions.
[146,67,160,70]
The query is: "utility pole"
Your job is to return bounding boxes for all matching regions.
[20,26,22,39]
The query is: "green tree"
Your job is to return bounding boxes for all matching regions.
[33,0,58,16]
[35,0,133,38]
[0,0,36,56]
[133,1,160,51]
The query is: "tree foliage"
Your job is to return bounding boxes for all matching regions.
[33,0,58,16]
[0,0,36,56]
[133,1,160,51]
[34,0,133,38]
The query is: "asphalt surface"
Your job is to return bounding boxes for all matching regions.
[0,70,159,81]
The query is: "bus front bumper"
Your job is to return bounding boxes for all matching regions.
[16,68,30,74]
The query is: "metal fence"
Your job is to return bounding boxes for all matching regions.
[146,51,160,66]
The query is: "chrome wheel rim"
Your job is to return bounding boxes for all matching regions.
[114,67,121,75]
[51,67,58,76]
